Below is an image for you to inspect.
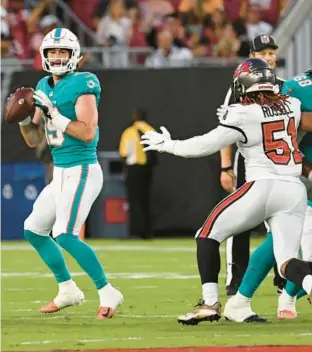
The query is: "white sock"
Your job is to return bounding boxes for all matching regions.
[302,275,312,295]
[202,283,218,306]
[58,279,76,293]
[281,289,295,301]
[235,291,251,303]
[98,283,112,306]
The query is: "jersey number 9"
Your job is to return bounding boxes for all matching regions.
[46,119,65,146]
[261,117,302,165]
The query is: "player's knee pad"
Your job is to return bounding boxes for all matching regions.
[24,214,38,234]
[24,215,51,236]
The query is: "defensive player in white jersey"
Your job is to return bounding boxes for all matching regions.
[17,28,123,319]
[141,58,312,324]
[221,72,312,323]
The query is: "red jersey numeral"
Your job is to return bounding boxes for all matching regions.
[261,117,302,165]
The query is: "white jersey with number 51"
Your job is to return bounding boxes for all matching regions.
[220,96,302,182]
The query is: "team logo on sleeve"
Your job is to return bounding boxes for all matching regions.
[87,80,97,89]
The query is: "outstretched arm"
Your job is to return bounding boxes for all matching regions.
[141,125,243,158]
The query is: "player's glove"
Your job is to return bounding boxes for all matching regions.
[33,90,70,132]
[141,126,175,153]
[216,105,228,121]
[33,90,60,119]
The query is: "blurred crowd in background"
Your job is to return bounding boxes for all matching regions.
[1,0,291,68]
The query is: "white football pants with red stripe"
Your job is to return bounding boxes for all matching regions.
[195,179,307,277]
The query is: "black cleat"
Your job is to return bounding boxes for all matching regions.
[225,314,267,323]
[244,314,267,323]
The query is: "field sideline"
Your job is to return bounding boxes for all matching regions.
[2,238,312,351]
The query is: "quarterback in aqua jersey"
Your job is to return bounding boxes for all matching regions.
[18,28,123,319]
[223,70,312,323]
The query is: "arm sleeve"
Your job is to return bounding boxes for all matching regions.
[164,106,247,158]
[168,125,242,158]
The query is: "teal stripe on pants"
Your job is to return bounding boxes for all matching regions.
[67,165,89,235]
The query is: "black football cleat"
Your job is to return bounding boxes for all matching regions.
[243,314,268,323]
[225,314,267,323]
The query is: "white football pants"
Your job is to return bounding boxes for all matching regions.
[24,163,103,238]
[195,179,307,277]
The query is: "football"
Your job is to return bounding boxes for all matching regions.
[4,87,35,124]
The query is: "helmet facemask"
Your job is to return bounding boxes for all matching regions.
[41,48,82,76]
[40,28,83,76]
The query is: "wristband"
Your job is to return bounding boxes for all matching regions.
[19,117,32,126]
[51,113,71,133]
[221,166,233,172]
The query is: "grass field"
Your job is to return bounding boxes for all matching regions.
[2,238,312,351]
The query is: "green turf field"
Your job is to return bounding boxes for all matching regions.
[2,238,312,351]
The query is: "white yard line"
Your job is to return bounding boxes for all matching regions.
[10,315,92,319]
[79,337,143,343]
[2,271,273,279]
[1,272,200,279]
[4,287,43,291]
[20,340,55,345]
[2,244,195,252]
[20,337,143,345]
[2,243,257,252]
[10,311,310,318]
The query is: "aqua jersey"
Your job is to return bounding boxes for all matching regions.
[282,72,312,206]
[36,71,101,168]
[282,72,312,162]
